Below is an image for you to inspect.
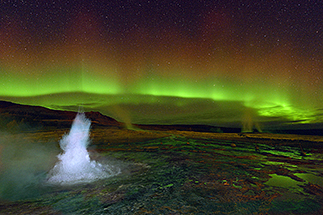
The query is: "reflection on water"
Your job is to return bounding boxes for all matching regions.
[265,173,323,189]
[265,174,303,188]
[295,173,323,187]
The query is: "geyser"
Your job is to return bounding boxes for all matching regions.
[47,112,120,185]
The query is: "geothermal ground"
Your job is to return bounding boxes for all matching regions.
[0,102,323,214]
[1,125,323,214]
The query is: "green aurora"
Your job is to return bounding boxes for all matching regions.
[1,1,323,129]
[1,62,322,128]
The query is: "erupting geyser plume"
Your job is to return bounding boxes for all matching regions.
[241,107,262,133]
[47,112,120,185]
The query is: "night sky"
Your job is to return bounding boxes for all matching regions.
[1,0,323,129]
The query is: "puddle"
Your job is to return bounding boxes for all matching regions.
[265,174,303,188]
[295,173,323,187]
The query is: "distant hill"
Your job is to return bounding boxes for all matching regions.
[1,100,322,136]
[0,100,231,133]
[0,100,121,131]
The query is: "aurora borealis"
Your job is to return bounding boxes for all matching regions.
[1,1,323,129]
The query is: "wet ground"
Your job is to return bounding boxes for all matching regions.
[0,129,323,214]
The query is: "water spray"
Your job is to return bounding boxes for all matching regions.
[47,112,120,185]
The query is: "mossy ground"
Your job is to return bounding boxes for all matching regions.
[1,128,323,214]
